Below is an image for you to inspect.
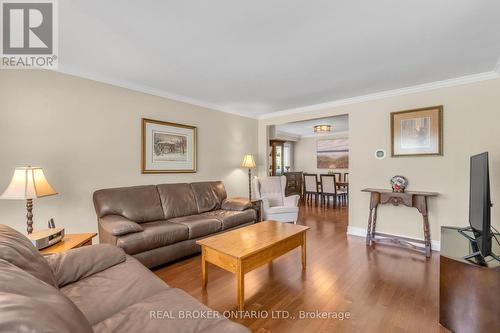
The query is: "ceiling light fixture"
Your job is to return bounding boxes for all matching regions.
[314,124,331,133]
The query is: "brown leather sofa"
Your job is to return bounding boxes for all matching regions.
[93,181,256,268]
[0,225,249,333]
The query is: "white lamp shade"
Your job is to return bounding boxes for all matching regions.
[0,167,57,200]
[241,154,256,168]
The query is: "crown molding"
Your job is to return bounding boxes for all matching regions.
[52,64,499,121]
[258,71,500,120]
[52,67,257,119]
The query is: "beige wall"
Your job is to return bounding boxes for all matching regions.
[0,70,257,234]
[259,78,500,245]
[294,133,348,176]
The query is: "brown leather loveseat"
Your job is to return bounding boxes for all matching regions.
[0,225,250,333]
[93,181,256,268]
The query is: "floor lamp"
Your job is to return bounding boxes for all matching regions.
[241,154,256,201]
[0,167,58,234]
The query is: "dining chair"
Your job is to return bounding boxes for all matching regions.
[303,173,320,205]
[332,172,342,184]
[320,174,340,208]
[342,172,349,202]
[320,174,347,208]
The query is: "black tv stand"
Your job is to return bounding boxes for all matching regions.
[457,226,500,264]
[440,226,500,332]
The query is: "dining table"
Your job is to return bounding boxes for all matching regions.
[336,182,348,188]
[313,180,349,207]
[315,181,349,202]
[317,181,349,189]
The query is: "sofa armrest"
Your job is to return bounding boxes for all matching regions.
[221,198,252,211]
[99,215,144,236]
[44,244,126,287]
[283,194,300,207]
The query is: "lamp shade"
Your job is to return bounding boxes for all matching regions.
[0,167,57,200]
[241,154,256,168]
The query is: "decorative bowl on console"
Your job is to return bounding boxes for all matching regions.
[390,175,408,193]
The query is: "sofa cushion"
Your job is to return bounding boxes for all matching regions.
[93,185,164,223]
[168,215,222,239]
[190,181,227,213]
[61,255,169,325]
[116,221,189,255]
[201,209,256,230]
[44,244,126,287]
[0,224,57,287]
[0,259,93,333]
[266,205,299,214]
[92,288,250,333]
[157,183,199,219]
[133,239,200,269]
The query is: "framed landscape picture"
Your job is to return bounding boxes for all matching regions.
[391,106,443,157]
[142,118,197,173]
[317,138,349,169]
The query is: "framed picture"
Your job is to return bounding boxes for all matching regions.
[391,106,443,157]
[141,118,197,173]
[317,138,349,169]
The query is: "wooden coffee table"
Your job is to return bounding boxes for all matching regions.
[196,220,309,310]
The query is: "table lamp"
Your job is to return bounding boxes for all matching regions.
[241,154,256,201]
[0,167,58,234]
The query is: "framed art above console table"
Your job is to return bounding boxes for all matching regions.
[391,106,443,157]
[142,118,197,173]
[361,188,438,257]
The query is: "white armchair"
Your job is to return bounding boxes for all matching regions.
[253,176,300,223]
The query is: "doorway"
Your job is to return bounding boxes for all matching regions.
[267,114,349,206]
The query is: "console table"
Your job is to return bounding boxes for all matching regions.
[361,188,438,257]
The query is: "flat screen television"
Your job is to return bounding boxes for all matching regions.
[469,152,492,257]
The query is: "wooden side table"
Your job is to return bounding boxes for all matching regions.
[40,233,97,254]
[362,188,438,257]
[251,199,263,222]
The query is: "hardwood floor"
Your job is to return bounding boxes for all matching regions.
[154,203,448,333]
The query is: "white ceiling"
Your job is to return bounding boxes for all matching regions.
[276,114,348,137]
[59,1,500,118]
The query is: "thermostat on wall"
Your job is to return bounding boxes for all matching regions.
[375,149,386,159]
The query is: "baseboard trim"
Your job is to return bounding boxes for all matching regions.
[347,226,440,251]
[346,226,368,237]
